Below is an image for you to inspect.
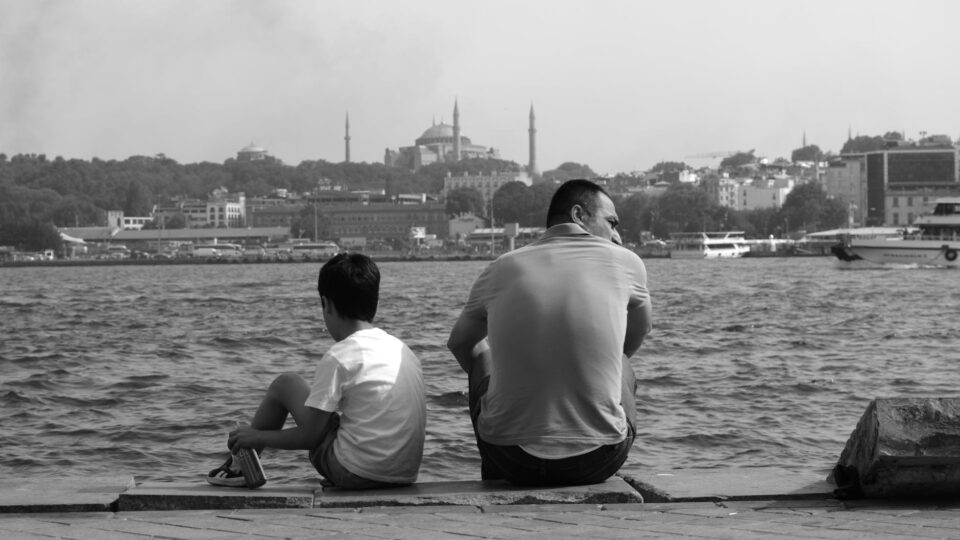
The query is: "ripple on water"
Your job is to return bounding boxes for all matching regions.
[2,259,957,481]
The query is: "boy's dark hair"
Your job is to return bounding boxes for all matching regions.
[317,253,380,322]
[545,179,610,227]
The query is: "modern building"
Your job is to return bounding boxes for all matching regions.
[828,143,960,226]
[823,156,866,226]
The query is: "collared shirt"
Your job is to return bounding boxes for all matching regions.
[461,223,651,450]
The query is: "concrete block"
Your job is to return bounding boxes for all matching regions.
[621,468,835,502]
[117,482,315,511]
[832,397,960,499]
[317,477,642,508]
[0,476,135,513]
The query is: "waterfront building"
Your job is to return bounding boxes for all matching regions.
[324,201,449,245]
[823,155,866,226]
[449,213,487,244]
[829,142,960,226]
[247,202,306,228]
[442,171,532,210]
[207,189,246,227]
[702,176,795,211]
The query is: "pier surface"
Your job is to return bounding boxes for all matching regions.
[4,468,960,538]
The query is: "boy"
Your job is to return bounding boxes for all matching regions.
[208,253,426,489]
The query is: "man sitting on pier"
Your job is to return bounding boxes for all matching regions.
[447,179,653,486]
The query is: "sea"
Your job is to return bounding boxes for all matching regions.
[1,257,957,485]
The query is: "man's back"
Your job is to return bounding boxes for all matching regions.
[462,224,650,447]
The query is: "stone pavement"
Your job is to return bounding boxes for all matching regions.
[3,469,960,539]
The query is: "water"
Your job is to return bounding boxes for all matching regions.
[1,258,957,485]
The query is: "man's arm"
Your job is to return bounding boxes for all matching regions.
[623,302,652,358]
[447,312,487,375]
[229,407,334,453]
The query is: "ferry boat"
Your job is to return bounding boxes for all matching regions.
[832,197,960,267]
[668,231,750,259]
[190,243,244,260]
[288,241,339,261]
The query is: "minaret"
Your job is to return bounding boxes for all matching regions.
[344,113,351,163]
[528,103,538,176]
[453,99,461,162]
[802,130,807,148]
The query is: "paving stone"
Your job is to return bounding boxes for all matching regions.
[117,482,314,511]
[832,397,960,499]
[0,477,135,514]
[623,467,835,502]
[316,477,641,508]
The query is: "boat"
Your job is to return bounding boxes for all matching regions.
[287,241,339,261]
[832,197,960,267]
[668,231,750,259]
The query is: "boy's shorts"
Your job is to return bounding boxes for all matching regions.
[308,414,410,490]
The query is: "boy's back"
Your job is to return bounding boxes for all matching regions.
[306,327,425,484]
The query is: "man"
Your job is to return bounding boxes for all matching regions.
[447,178,652,486]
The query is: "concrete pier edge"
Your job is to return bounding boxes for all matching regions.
[0,467,840,514]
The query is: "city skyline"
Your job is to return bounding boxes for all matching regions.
[3,0,960,175]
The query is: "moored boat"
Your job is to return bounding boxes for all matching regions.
[833,197,960,267]
[668,231,750,259]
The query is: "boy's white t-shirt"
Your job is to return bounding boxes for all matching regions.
[304,327,426,484]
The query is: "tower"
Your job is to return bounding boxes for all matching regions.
[453,99,461,162]
[344,113,351,163]
[528,103,538,176]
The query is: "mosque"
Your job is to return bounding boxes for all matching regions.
[377,100,538,175]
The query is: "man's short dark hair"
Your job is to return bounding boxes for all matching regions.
[317,253,380,322]
[545,179,610,227]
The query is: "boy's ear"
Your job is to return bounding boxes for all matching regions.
[321,296,337,317]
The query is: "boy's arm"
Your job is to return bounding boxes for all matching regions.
[229,407,334,452]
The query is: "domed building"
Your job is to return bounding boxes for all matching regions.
[384,100,501,171]
[237,142,269,161]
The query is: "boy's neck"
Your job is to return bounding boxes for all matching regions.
[331,319,375,342]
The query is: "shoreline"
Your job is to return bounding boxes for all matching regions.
[0,251,829,269]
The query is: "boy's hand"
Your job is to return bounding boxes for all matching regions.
[227,424,260,453]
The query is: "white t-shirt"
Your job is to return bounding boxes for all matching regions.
[304,328,426,484]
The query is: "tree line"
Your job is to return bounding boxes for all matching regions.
[1,148,848,252]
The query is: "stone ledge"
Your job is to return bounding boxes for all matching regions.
[117,482,317,511]
[0,477,135,514]
[622,467,836,502]
[2,470,840,513]
[317,477,642,508]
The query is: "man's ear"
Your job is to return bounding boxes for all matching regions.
[570,204,586,225]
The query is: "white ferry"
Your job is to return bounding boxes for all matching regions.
[833,197,960,267]
[288,242,339,261]
[190,243,244,260]
[668,232,750,259]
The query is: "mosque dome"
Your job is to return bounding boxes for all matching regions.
[239,143,267,154]
[419,123,454,141]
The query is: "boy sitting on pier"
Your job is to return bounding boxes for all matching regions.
[207,253,426,489]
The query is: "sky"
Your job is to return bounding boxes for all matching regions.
[3,0,960,175]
